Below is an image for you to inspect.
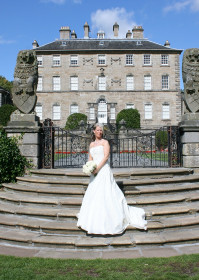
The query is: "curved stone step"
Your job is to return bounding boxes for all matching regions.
[0,226,199,249]
[2,183,85,197]
[1,189,199,208]
[30,168,193,180]
[0,214,199,235]
[0,200,198,220]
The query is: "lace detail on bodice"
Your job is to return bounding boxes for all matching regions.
[90,145,104,165]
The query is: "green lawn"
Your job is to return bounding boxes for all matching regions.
[0,254,199,280]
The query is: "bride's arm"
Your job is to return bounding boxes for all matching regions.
[88,143,94,161]
[93,140,110,174]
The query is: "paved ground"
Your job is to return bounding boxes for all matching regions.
[0,243,199,259]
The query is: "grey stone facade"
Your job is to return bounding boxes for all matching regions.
[33,23,182,128]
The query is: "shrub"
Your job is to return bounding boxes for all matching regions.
[155,130,168,151]
[0,104,16,126]
[116,108,140,129]
[65,113,87,130]
[0,131,30,184]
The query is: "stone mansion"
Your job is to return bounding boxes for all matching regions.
[33,22,182,128]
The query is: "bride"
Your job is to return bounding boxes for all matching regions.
[77,123,147,235]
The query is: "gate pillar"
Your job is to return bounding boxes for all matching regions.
[180,113,199,170]
[4,112,42,169]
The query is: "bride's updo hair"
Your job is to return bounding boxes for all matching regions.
[91,123,104,142]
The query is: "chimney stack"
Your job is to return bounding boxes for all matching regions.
[71,30,77,39]
[164,40,170,47]
[84,22,90,39]
[126,30,132,39]
[113,22,119,38]
[32,40,39,49]
[59,26,71,40]
[132,26,144,39]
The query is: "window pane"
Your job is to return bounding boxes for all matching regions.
[110,107,115,120]
[71,55,78,65]
[89,107,95,120]
[53,105,60,120]
[53,76,60,91]
[99,76,106,90]
[70,104,78,114]
[162,75,169,89]
[37,56,43,66]
[53,55,60,66]
[98,55,106,65]
[126,104,135,109]
[145,104,152,119]
[37,76,43,91]
[126,55,133,65]
[126,76,134,90]
[35,104,42,120]
[144,75,151,90]
[161,55,169,65]
[70,77,78,90]
[162,104,170,119]
[144,54,151,65]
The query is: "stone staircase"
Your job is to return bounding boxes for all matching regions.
[0,168,199,250]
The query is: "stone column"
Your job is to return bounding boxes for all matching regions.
[180,113,199,169]
[5,112,42,169]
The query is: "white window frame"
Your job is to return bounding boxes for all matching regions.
[110,107,115,120]
[162,75,169,90]
[35,104,43,120]
[53,76,60,91]
[98,76,106,90]
[70,76,78,91]
[37,76,43,91]
[126,54,133,65]
[37,56,43,66]
[126,103,135,109]
[89,107,95,120]
[52,104,61,120]
[98,55,106,65]
[162,103,170,119]
[70,55,78,66]
[70,104,79,115]
[161,55,169,65]
[145,104,152,119]
[52,55,60,66]
[126,75,134,90]
[143,54,151,65]
[144,75,152,90]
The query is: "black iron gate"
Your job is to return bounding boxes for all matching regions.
[42,119,181,169]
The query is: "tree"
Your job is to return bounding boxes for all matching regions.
[155,130,168,151]
[116,108,140,129]
[65,113,87,130]
[0,104,16,126]
[0,75,13,93]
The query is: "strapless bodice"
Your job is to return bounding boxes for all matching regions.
[90,145,104,165]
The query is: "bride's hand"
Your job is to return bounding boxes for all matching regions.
[92,167,98,175]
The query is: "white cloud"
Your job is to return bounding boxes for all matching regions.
[0,36,15,45]
[164,0,199,13]
[91,8,137,39]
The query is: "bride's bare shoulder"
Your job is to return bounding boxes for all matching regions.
[89,142,95,148]
[102,139,109,146]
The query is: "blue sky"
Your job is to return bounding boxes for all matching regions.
[1,0,199,87]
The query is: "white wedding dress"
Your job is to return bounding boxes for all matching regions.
[77,145,147,235]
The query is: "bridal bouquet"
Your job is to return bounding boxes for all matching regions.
[83,161,97,176]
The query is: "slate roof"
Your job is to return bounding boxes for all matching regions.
[35,39,182,53]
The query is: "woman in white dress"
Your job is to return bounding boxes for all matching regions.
[77,123,147,235]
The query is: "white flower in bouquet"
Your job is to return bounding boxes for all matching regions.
[83,161,97,175]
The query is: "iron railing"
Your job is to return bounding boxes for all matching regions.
[41,120,181,169]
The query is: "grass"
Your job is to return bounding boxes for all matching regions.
[0,254,199,280]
